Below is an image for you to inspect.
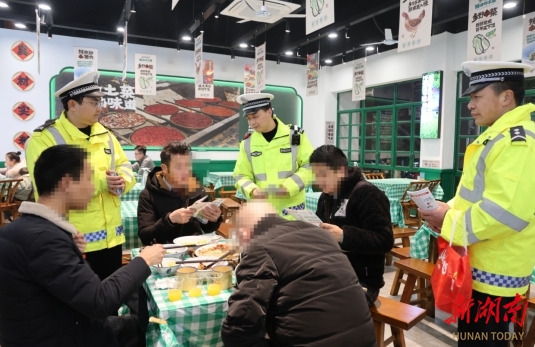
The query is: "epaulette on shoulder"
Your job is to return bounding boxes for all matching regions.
[34,119,57,132]
[510,126,527,142]
[289,124,304,134]
[243,132,252,140]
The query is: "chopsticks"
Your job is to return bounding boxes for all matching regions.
[150,238,162,268]
[204,250,235,270]
[173,258,223,265]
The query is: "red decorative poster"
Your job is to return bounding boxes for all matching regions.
[12,102,35,121]
[13,131,32,151]
[12,72,35,91]
[11,41,34,61]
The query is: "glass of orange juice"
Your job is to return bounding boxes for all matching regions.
[167,277,184,302]
[187,273,204,297]
[206,272,223,296]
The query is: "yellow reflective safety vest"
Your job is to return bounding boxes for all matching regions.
[26,112,136,253]
[233,116,314,219]
[442,103,535,297]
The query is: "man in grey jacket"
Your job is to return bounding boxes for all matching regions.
[132,145,155,172]
[222,201,377,347]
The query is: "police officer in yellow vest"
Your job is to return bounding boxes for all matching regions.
[26,71,135,281]
[420,61,535,346]
[233,93,314,219]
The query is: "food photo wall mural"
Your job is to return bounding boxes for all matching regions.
[50,68,302,149]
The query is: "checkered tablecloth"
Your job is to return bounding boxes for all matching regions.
[207,172,236,191]
[121,200,141,250]
[131,248,233,347]
[121,183,144,202]
[367,179,444,226]
[305,192,322,212]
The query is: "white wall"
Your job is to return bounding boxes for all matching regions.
[0,28,312,162]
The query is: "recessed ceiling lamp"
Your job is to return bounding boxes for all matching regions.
[503,1,516,8]
[182,33,192,41]
[285,51,293,55]
[239,43,248,48]
[366,46,374,51]
[117,27,124,32]
[325,59,332,64]
[15,23,26,29]
[0,2,9,8]
[285,21,290,33]
[38,4,51,10]
[328,32,338,38]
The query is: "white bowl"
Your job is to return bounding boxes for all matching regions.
[180,256,228,272]
[151,257,181,276]
[163,245,188,259]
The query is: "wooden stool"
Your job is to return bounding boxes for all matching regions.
[220,198,241,222]
[395,258,436,318]
[370,296,427,347]
[122,253,131,266]
[218,187,237,199]
[389,247,411,296]
[205,187,216,201]
[216,223,231,239]
[386,227,416,266]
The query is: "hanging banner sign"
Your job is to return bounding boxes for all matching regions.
[397,0,433,52]
[352,59,366,102]
[135,54,156,95]
[306,0,335,35]
[466,0,503,61]
[306,52,319,96]
[522,12,535,77]
[325,121,335,145]
[197,60,215,99]
[244,64,257,94]
[74,47,98,79]
[255,43,266,92]
[194,33,205,98]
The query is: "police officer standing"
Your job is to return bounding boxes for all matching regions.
[420,61,535,347]
[233,93,314,219]
[26,71,135,281]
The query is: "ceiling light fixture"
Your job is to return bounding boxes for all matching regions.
[296,47,300,57]
[366,46,374,51]
[239,43,248,48]
[325,59,332,63]
[130,0,136,13]
[0,2,9,8]
[15,23,26,29]
[40,12,47,25]
[345,25,350,39]
[277,55,281,65]
[47,25,52,39]
[182,33,192,41]
[328,32,338,38]
[285,21,290,33]
[38,4,51,10]
[215,4,220,18]
[118,35,124,46]
[285,51,293,55]
[117,27,124,32]
[503,1,516,8]
[231,49,235,60]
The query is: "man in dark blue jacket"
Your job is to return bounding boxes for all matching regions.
[0,145,165,347]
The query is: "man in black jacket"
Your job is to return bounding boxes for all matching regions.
[310,145,394,306]
[137,141,222,245]
[221,201,377,347]
[0,145,165,347]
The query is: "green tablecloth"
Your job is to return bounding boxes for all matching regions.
[367,178,444,226]
[207,172,235,190]
[131,248,234,347]
[121,183,144,202]
[305,192,321,212]
[121,200,141,250]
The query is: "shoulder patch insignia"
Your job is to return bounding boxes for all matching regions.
[34,119,57,132]
[510,126,526,142]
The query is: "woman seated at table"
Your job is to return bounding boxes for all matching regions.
[1,151,26,178]
[137,141,223,245]
[310,145,394,306]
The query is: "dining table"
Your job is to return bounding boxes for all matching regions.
[121,200,141,250]
[121,182,144,202]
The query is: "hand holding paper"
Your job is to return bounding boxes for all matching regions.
[408,188,438,211]
[284,209,323,226]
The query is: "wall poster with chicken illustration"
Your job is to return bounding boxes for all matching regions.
[466,0,503,61]
[522,12,535,77]
[306,0,335,35]
[397,0,433,52]
[306,53,319,96]
[352,58,366,102]
[135,54,156,95]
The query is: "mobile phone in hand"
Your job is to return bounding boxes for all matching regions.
[110,172,123,195]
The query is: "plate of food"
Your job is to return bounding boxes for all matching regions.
[180,256,228,271]
[163,245,188,258]
[194,243,233,258]
[173,235,212,247]
[99,112,146,129]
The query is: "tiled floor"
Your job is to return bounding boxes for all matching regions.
[380,263,535,346]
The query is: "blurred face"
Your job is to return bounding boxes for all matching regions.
[134,150,144,161]
[311,164,346,194]
[68,96,102,128]
[66,160,94,210]
[467,85,514,126]
[245,108,274,133]
[161,154,191,188]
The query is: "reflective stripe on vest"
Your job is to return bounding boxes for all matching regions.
[107,133,116,171]
[472,267,531,289]
[282,203,305,216]
[84,230,107,243]
[48,126,67,145]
